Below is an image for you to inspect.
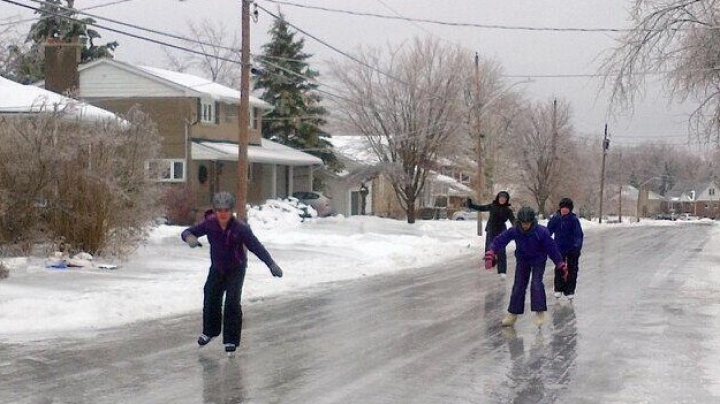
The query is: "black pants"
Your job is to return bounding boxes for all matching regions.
[485,233,507,274]
[202,267,246,346]
[554,252,580,295]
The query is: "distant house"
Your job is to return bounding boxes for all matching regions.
[671,181,720,218]
[329,135,473,219]
[43,56,323,223]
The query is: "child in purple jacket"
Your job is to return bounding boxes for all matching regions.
[484,206,566,328]
[182,191,283,354]
[547,198,584,300]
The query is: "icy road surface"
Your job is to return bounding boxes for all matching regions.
[2,222,720,403]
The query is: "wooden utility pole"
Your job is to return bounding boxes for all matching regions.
[474,52,484,237]
[237,0,251,220]
[618,150,623,223]
[599,124,609,224]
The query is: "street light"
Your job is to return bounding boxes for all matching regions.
[636,177,661,222]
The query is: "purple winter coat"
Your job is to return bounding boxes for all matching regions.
[490,222,563,266]
[181,213,275,273]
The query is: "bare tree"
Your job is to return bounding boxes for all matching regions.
[330,37,472,223]
[603,0,720,144]
[508,98,576,215]
[163,19,241,87]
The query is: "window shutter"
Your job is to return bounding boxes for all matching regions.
[196,98,201,123]
[215,101,220,124]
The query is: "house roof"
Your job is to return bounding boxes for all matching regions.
[0,76,121,122]
[191,139,323,166]
[77,59,272,109]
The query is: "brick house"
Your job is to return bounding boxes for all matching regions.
[46,57,323,223]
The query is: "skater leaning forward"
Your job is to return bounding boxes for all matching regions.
[547,198,584,300]
[466,191,516,278]
[181,191,283,353]
[484,206,566,328]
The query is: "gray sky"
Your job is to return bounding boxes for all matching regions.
[0,0,698,148]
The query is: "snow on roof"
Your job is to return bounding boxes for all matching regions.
[191,139,323,166]
[137,65,271,109]
[0,77,121,122]
[330,135,380,163]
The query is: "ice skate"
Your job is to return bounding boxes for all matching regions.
[534,311,546,327]
[553,291,562,299]
[501,314,517,327]
[197,334,213,347]
[225,343,237,357]
[566,294,575,301]
[499,273,507,279]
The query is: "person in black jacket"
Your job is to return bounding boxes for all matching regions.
[467,191,516,278]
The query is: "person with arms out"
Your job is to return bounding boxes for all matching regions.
[466,191,516,278]
[181,191,283,354]
[547,197,584,301]
[484,206,566,328]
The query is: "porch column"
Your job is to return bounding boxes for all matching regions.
[271,164,277,199]
[288,165,294,196]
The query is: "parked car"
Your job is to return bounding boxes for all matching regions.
[678,213,699,221]
[451,210,478,221]
[291,191,335,217]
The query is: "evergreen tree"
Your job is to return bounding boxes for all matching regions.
[9,0,118,83]
[254,14,342,173]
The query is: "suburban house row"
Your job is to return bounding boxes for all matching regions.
[4,40,474,224]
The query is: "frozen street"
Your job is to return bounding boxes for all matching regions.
[2,222,720,403]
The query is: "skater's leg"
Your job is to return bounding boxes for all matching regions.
[529,262,547,312]
[565,252,580,296]
[554,254,566,295]
[508,261,531,314]
[202,270,224,338]
[222,266,247,346]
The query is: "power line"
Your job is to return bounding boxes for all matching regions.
[0,0,133,27]
[261,0,634,33]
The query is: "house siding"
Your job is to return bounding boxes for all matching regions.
[80,64,188,98]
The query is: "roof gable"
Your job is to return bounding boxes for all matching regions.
[78,59,271,109]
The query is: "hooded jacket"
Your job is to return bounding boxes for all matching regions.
[547,211,584,254]
[490,220,564,266]
[181,212,275,273]
[467,191,516,237]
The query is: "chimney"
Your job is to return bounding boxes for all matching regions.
[44,37,81,95]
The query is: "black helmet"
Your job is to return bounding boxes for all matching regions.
[496,191,510,201]
[559,197,574,211]
[517,206,536,223]
[212,191,236,210]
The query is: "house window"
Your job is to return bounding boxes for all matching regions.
[146,159,185,182]
[199,100,219,124]
[710,188,716,196]
[459,172,470,184]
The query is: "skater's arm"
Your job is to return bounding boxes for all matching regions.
[541,230,564,266]
[489,227,514,252]
[466,198,490,212]
[573,217,584,252]
[236,224,280,274]
[181,221,209,242]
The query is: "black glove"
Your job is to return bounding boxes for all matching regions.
[269,262,283,278]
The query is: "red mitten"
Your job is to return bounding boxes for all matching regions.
[484,250,496,270]
[558,262,568,281]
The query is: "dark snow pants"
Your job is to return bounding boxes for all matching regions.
[485,233,508,275]
[202,266,246,346]
[554,252,580,296]
[508,260,547,314]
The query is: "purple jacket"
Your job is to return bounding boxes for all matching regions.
[490,222,563,266]
[547,212,584,254]
[181,213,275,273]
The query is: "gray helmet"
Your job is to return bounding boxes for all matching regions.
[212,191,235,210]
[517,206,536,223]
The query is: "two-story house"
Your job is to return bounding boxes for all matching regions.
[43,48,323,223]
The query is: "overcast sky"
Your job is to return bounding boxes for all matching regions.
[0,0,698,149]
